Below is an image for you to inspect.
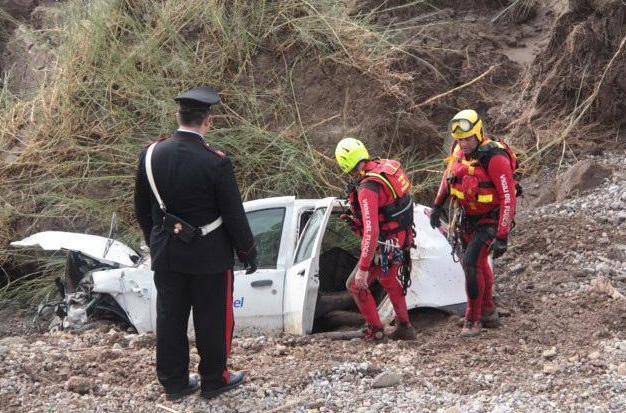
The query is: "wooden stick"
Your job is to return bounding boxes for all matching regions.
[156,404,181,413]
[410,65,499,110]
[310,330,364,341]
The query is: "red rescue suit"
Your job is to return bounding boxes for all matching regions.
[434,139,517,322]
[346,160,413,330]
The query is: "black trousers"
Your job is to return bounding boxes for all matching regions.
[153,269,234,393]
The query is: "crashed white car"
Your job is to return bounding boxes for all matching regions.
[12,197,466,335]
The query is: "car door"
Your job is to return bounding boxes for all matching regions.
[233,197,296,334]
[283,197,335,335]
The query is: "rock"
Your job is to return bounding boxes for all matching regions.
[498,307,511,317]
[65,376,92,395]
[274,345,288,356]
[615,341,626,352]
[588,351,601,360]
[543,363,559,374]
[357,362,371,373]
[0,345,8,357]
[509,263,525,275]
[128,333,155,349]
[443,404,462,413]
[542,347,558,359]
[589,277,624,300]
[555,160,612,202]
[371,371,401,389]
[491,405,513,413]
[618,363,626,376]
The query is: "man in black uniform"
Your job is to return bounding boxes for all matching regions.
[134,86,257,400]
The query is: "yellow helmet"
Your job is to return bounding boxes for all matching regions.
[449,109,484,141]
[335,137,370,174]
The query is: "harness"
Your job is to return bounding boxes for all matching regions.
[347,159,416,294]
[445,138,519,259]
[445,139,521,211]
[348,159,415,236]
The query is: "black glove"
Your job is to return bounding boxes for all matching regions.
[244,255,258,274]
[430,205,444,229]
[491,237,508,259]
[238,247,258,274]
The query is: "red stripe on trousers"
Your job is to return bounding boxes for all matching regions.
[222,269,234,384]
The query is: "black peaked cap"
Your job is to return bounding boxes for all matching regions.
[174,86,221,107]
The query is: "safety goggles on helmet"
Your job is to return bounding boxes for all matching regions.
[449,118,478,134]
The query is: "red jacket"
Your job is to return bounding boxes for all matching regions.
[434,139,516,239]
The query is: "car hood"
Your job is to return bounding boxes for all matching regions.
[11,231,139,267]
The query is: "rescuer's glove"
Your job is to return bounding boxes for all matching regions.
[491,237,508,259]
[340,213,362,232]
[430,205,444,229]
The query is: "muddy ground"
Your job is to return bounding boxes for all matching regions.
[0,152,624,413]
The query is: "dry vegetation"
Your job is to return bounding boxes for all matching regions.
[0,0,625,305]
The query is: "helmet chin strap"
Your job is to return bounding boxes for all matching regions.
[354,160,367,175]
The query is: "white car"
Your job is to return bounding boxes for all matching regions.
[12,197,466,335]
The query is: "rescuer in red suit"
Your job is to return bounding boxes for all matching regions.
[335,137,417,341]
[430,109,518,337]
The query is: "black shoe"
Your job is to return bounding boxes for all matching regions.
[201,371,245,399]
[165,374,201,401]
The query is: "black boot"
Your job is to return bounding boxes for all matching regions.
[165,374,201,401]
[201,371,245,399]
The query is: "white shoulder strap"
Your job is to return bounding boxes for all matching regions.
[145,142,166,212]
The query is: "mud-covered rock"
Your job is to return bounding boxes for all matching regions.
[65,376,92,395]
[371,371,401,388]
[555,160,613,201]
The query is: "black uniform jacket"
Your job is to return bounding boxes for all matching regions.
[134,130,255,275]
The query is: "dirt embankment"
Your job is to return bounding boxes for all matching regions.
[499,0,626,154]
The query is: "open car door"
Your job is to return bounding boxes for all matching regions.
[283,197,335,335]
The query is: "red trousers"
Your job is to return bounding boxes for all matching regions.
[346,263,410,329]
[461,226,496,322]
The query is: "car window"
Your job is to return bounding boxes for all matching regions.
[294,207,326,264]
[234,208,285,270]
[320,212,361,257]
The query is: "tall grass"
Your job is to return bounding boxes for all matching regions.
[0,0,444,305]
